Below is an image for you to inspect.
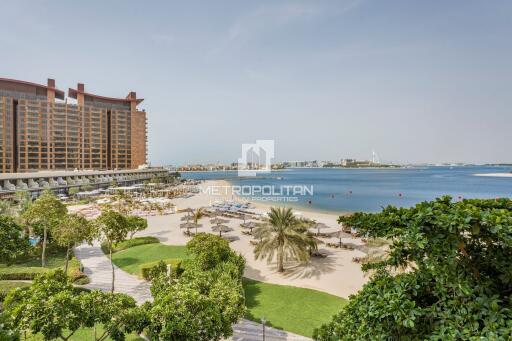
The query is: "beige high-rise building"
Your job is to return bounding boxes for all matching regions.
[0,78,147,173]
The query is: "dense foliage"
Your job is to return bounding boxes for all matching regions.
[144,233,246,340]
[314,197,512,340]
[125,215,148,239]
[53,213,95,274]
[0,216,29,265]
[3,270,138,341]
[22,191,67,267]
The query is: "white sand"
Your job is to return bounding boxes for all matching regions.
[474,173,512,177]
[137,180,369,299]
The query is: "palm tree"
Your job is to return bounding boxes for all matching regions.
[192,208,205,234]
[253,207,314,273]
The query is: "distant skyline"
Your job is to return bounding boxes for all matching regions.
[1,1,511,165]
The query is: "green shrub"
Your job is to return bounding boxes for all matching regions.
[101,236,159,254]
[140,259,182,280]
[0,257,86,283]
[0,281,31,302]
[0,267,48,280]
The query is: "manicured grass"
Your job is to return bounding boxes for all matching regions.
[111,243,188,275]
[243,278,347,337]
[0,280,31,301]
[109,242,347,337]
[101,236,160,254]
[0,248,85,282]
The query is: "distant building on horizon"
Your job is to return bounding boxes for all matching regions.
[0,77,147,173]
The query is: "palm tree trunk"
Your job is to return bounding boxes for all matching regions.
[41,227,47,267]
[64,245,70,275]
[278,244,284,272]
[110,244,115,292]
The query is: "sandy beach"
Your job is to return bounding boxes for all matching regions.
[137,180,369,299]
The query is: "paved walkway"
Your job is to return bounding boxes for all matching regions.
[74,242,311,341]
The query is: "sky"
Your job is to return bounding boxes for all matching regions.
[1,0,511,165]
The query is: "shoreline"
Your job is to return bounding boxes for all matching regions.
[213,179,351,220]
[136,179,368,298]
[474,173,512,178]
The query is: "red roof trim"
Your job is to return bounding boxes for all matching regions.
[68,88,144,105]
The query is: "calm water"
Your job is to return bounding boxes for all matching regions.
[182,166,512,213]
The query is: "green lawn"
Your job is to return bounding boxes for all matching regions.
[111,243,188,275]
[0,280,31,301]
[0,248,85,282]
[108,242,346,337]
[243,278,346,337]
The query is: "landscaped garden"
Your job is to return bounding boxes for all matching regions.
[107,239,188,276]
[243,278,346,337]
[108,237,346,337]
[0,247,86,283]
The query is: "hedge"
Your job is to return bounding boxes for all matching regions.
[0,257,87,283]
[140,259,182,280]
[0,281,31,302]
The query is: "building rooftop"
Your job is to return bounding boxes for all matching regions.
[0,77,65,100]
[68,85,144,106]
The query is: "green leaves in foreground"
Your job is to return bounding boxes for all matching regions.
[3,234,246,341]
[145,233,246,340]
[315,196,512,340]
[3,270,138,341]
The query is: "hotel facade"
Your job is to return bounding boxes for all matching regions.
[0,78,147,173]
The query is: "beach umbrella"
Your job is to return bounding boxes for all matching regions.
[240,221,259,232]
[331,230,352,247]
[210,217,229,225]
[310,222,330,236]
[211,224,233,237]
[239,214,251,223]
[180,222,203,234]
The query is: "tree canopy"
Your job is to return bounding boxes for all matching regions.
[95,210,129,292]
[144,233,246,340]
[22,190,67,267]
[53,213,95,274]
[314,197,512,340]
[125,215,148,239]
[0,215,29,265]
[3,270,138,341]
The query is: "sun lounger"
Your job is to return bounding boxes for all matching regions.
[311,250,328,258]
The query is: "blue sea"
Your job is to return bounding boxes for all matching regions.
[182,166,512,213]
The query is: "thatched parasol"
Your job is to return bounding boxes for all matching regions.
[180,222,203,234]
[210,217,229,225]
[240,221,259,232]
[310,222,330,236]
[211,224,233,237]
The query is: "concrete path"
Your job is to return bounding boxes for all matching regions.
[74,242,153,303]
[74,242,311,341]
